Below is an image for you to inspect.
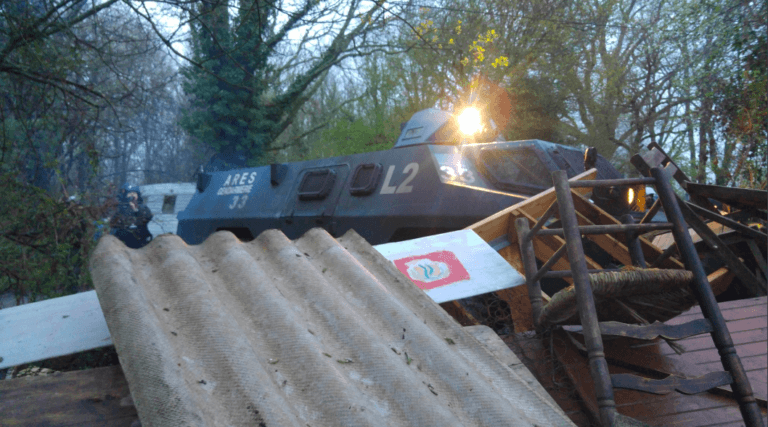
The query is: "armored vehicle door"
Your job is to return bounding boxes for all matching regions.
[281,164,350,239]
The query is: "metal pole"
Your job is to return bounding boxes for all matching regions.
[651,167,764,427]
[552,170,616,427]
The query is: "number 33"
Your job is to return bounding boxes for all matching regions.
[228,195,248,209]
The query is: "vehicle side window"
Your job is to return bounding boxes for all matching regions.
[480,148,551,189]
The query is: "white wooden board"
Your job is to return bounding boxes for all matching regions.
[0,290,112,369]
[374,229,525,303]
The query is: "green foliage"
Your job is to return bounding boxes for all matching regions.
[503,76,567,143]
[711,24,767,187]
[180,0,390,168]
[316,113,401,158]
[179,1,278,166]
[0,175,111,302]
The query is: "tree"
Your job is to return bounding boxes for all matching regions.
[0,1,202,302]
[367,0,572,143]
[707,1,766,187]
[139,0,400,168]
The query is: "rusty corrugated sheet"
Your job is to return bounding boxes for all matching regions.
[90,228,574,427]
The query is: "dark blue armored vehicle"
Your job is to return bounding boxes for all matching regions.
[177,108,629,245]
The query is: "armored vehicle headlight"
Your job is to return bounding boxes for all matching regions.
[458,107,482,135]
[628,185,646,211]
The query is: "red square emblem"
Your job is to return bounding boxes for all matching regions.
[393,250,470,290]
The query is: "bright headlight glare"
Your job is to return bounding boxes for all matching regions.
[458,108,482,135]
[627,188,635,205]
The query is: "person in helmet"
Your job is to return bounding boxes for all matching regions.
[110,183,153,248]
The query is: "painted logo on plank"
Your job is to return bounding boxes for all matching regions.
[393,251,470,290]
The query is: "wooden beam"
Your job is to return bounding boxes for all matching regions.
[709,267,736,297]
[466,169,595,333]
[570,191,685,270]
[686,202,768,241]
[572,209,634,267]
[679,200,767,296]
[468,168,597,244]
[0,290,113,370]
[685,182,768,211]
[0,365,138,426]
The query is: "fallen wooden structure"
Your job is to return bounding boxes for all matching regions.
[509,296,767,426]
[463,144,767,426]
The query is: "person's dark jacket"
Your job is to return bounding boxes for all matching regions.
[110,202,153,249]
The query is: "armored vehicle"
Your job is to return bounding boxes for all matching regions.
[177,108,632,245]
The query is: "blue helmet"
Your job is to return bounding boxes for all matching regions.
[118,183,143,203]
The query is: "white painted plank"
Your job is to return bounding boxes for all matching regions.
[374,229,525,303]
[0,291,112,369]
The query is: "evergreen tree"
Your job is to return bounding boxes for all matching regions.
[180,0,390,169]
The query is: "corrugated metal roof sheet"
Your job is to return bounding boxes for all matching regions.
[90,228,574,427]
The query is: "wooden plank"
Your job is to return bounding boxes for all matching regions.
[684,181,768,210]
[677,341,767,365]
[646,403,755,427]
[572,209,634,267]
[747,240,768,280]
[711,420,768,427]
[617,390,737,419]
[552,292,768,426]
[652,221,737,249]
[669,304,767,324]
[630,149,765,295]
[468,168,597,244]
[708,267,736,297]
[497,208,602,332]
[606,337,767,405]
[517,209,604,274]
[554,328,761,427]
[633,143,719,217]
[603,337,708,379]
[0,290,113,369]
[493,242,553,333]
[680,199,768,296]
[491,244,542,332]
[686,202,768,241]
[0,365,138,426]
[570,191,685,270]
[712,296,768,311]
[701,354,767,373]
[467,169,595,333]
[657,329,767,356]
[668,296,767,317]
